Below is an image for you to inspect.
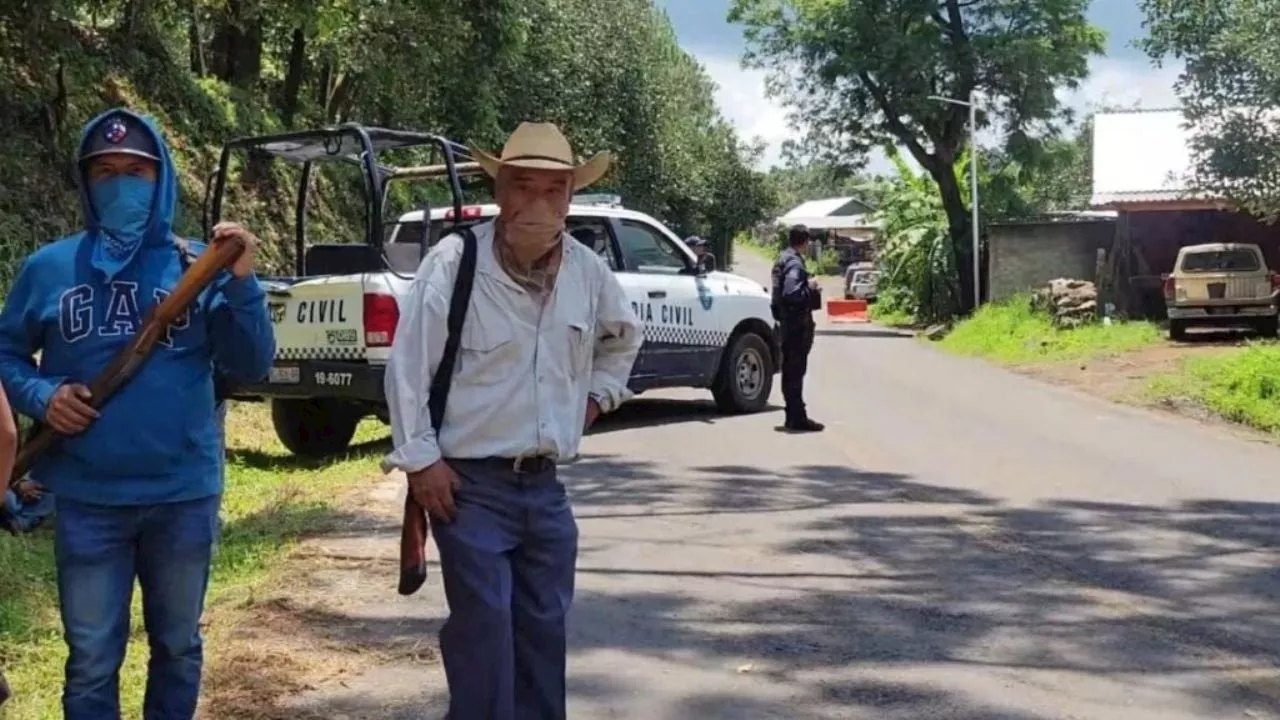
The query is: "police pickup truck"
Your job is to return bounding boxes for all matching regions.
[251,196,780,457]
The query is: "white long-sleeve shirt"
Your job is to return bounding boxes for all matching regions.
[381,221,643,474]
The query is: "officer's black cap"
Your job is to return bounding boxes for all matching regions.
[686,235,708,247]
[80,113,160,163]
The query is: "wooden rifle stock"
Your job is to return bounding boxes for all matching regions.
[10,237,246,484]
[400,493,429,596]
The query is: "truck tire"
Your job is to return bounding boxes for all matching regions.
[271,398,361,458]
[1255,315,1278,338]
[712,332,774,414]
[1169,319,1189,342]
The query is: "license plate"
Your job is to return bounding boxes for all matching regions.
[1208,306,1236,315]
[314,371,353,387]
[269,366,301,384]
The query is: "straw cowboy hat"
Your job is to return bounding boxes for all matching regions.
[470,122,612,191]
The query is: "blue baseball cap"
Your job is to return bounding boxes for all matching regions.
[79,112,160,163]
[686,235,708,247]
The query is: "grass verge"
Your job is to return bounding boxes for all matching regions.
[0,402,387,719]
[1148,343,1280,433]
[940,296,1162,364]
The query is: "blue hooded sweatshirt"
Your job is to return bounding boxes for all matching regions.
[0,108,276,506]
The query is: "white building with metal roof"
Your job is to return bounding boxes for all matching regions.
[774,196,881,233]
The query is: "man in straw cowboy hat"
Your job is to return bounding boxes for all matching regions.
[383,122,643,719]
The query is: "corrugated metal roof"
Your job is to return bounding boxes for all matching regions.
[780,197,865,219]
[772,214,881,230]
[1090,108,1208,208]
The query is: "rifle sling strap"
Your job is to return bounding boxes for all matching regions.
[428,227,478,432]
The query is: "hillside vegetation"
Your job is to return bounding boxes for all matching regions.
[1,1,774,292]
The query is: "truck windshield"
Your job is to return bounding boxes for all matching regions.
[1181,249,1261,273]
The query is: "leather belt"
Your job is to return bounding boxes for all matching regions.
[507,455,556,475]
[463,455,556,475]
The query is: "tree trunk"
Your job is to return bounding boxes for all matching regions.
[188,0,206,77]
[327,73,356,122]
[931,161,975,315]
[316,60,333,109]
[209,0,263,90]
[280,27,307,128]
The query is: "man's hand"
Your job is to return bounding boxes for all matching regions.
[584,397,602,431]
[46,383,98,435]
[807,278,820,290]
[407,460,462,522]
[15,479,43,502]
[212,221,259,278]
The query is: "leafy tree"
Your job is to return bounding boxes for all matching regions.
[984,116,1094,219]
[766,162,873,218]
[0,0,772,289]
[1139,0,1280,217]
[729,0,1105,314]
[870,147,962,321]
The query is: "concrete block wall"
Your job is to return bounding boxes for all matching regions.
[988,219,1115,302]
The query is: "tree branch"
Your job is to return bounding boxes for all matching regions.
[859,71,936,171]
[939,0,978,153]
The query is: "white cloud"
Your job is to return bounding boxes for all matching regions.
[698,55,793,167]
[1057,57,1184,115]
[698,52,1185,175]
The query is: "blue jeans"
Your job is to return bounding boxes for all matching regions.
[433,459,579,720]
[55,494,221,720]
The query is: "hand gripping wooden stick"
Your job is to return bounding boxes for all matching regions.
[9,237,245,484]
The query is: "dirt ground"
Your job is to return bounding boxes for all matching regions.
[198,478,420,720]
[1010,332,1272,442]
[1016,342,1231,403]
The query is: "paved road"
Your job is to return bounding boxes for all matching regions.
[287,252,1280,719]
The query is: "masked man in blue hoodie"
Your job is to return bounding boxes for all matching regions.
[0,108,275,719]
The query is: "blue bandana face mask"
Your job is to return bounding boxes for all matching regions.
[90,175,155,260]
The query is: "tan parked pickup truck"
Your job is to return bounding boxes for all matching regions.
[1162,242,1280,341]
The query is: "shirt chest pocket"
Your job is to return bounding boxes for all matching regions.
[566,320,593,377]
[458,312,516,385]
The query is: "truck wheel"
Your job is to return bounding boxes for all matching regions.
[712,332,774,414]
[271,398,361,458]
[1169,319,1189,342]
[1255,316,1278,338]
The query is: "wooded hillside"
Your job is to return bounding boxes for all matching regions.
[1,1,774,291]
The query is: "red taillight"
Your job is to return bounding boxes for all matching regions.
[1271,272,1280,291]
[1162,274,1176,301]
[363,293,399,347]
[444,206,483,220]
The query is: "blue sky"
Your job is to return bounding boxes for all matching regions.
[654,0,1182,169]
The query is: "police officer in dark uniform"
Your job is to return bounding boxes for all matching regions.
[686,235,715,270]
[771,225,824,432]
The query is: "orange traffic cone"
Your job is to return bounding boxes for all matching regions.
[827,298,870,323]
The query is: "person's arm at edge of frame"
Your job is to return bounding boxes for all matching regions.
[0,382,17,488]
[586,257,644,426]
[206,229,276,384]
[0,257,65,424]
[381,245,454,476]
